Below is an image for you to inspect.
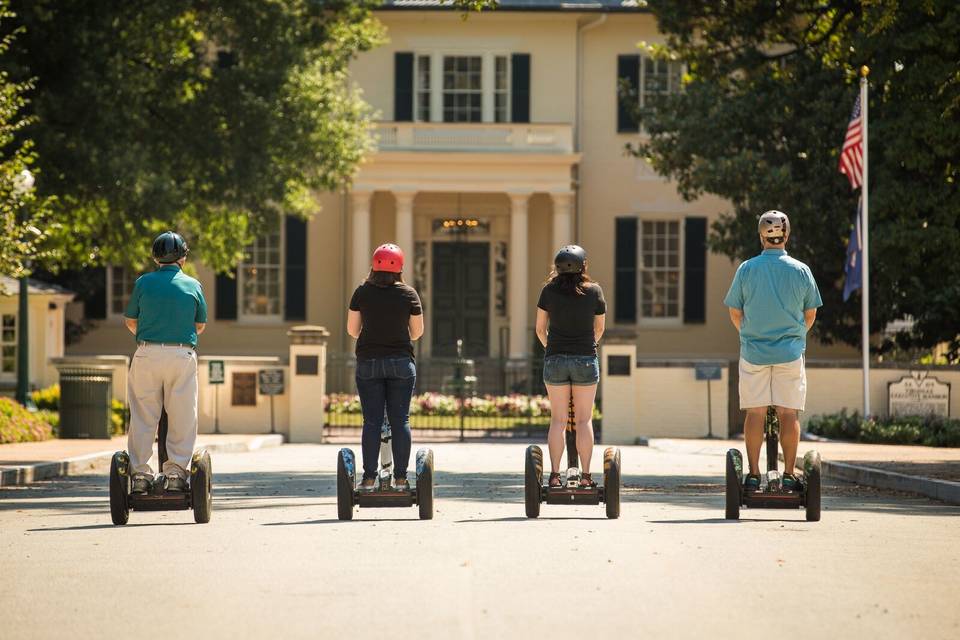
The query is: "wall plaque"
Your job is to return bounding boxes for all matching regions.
[888,372,950,418]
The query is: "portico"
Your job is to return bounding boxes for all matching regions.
[350,122,580,359]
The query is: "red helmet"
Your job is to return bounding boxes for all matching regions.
[372,243,404,273]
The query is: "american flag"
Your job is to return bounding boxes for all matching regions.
[839,94,863,189]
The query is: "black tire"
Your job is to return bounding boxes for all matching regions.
[603,447,621,520]
[337,448,355,521]
[191,450,212,524]
[524,445,543,519]
[417,448,434,520]
[725,449,742,520]
[109,452,130,526]
[804,450,822,522]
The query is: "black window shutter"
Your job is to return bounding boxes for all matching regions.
[683,217,708,324]
[614,218,638,323]
[511,53,530,123]
[617,54,640,133]
[284,215,307,322]
[87,267,107,319]
[215,271,237,321]
[394,52,414,122]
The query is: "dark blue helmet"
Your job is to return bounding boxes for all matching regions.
[554,245,586,274]
[152,231,188,264]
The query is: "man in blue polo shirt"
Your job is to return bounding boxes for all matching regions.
[123,231,207,493]
[724,211,822,492]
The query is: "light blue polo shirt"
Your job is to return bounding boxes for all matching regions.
[125,265,207,347]
[724,249,822,365]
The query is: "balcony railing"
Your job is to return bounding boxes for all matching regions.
[372,122,574,154]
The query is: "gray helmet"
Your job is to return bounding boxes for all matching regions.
[152,231,188,264]
[758,210,790,245]
[554,245,586,274]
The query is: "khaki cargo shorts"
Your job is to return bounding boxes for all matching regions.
[738,356,806,411]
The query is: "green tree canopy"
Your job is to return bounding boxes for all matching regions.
[4,0,384,273]
[634,0,960,358]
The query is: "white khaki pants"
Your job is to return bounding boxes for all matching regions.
[739,355,807,411]
[127,344,199,477]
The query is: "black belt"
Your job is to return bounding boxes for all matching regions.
[138,341,195,350]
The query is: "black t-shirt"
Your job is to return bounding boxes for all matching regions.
[349,282,423,360]
[537,281,606,357]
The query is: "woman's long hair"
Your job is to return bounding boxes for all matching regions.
[366,269,404,288]
[545,262,593,296]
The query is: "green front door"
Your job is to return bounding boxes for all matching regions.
[432,242,489,357]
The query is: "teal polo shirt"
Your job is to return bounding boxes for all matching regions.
[724,249,822,365]
[124,265,208,347]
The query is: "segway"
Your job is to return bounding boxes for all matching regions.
[524,398,620,519]
[336,420,434,520]
[725,406,821,521]
[109,409,213,525]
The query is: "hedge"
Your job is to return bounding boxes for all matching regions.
[0,397,54,444]
[325,392,601,420]
[806,410,960,448]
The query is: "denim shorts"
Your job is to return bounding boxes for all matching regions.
[542,354,600,386]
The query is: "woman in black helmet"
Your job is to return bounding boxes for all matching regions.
[535,245,606,488]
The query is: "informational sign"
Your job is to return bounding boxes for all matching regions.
[695,363,723,381]
[258,369,285,396]
[888,372,950,418]
[208,360,225,385]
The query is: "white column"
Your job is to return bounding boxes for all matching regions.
[351,191,372,287]
[509,193,531,358]
[551,191,574,251]
[394,191,416,262]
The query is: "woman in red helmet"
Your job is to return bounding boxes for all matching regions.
[346,244,424,491]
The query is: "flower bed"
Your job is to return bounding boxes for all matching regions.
[0,397,54,444]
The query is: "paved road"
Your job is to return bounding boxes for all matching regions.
[1,443,958,640]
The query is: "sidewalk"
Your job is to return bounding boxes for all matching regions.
[0,433,284,487]
[649,437,960,504]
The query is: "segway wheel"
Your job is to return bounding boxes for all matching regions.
[725,449,743,520]
[803,450,822,522]
[191,449,213,524]
[337,448,356,521]
[603,447,621,520]
[109,451,130,526]
[524,445,543,519]
[416,448,434,520]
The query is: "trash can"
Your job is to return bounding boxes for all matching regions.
[58,367,113,439]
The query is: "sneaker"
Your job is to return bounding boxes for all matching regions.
[743,474,761,492]
[393,478,410,492]
[782,473,800,492]
[360,477,377,492]
[131,474,152,494]
[166,474,187,492]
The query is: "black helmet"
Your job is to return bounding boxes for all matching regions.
[152,231,188,264]
[554,245,586,274]
[758,210,790,245]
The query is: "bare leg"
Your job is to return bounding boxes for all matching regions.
[545,383,571,474]
[744,407,766,475]
[776,407,800,475]
[572,383,598,478]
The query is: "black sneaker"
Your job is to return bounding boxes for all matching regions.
[782,473,800,492]
[743,474,761,492]
[166,474,187,492]
[131,474,152,494]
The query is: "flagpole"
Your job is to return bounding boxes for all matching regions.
[860,66,871,417]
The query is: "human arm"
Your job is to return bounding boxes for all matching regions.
[535,308,549,348]
[804,308,817,331]
[728,307,743,332]
[195,323,206,335]
[409,314,424,340]
[802,267,823,332]
[124,318,137,335]
[346,310,362,339]
[594,313,605,343]
[194,284,208,336]
[123,280,140,336]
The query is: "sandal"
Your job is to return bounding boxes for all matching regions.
[548,472,562,488]
[579,473,596,488]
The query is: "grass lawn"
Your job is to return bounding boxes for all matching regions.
[326,413,550,430]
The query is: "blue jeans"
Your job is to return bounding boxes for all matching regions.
[542,354,600,386]
[355,356,416,480]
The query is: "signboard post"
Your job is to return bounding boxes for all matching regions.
[258,369,285,435]
[888,372,950,418]
[695,363,724,438]
[208,360,225,434]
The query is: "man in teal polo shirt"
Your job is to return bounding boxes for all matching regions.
[123,231,207,493]
[724,211,822,492]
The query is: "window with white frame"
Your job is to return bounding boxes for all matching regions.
[639,220,681,320]
[239,228,283,320]
[107,266,138,317]
[1,314,16,374]
[443,56,482,122]
[414,53,511,123]
[641,57,683,110]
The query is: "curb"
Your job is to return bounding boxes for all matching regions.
[821,460,960,506]
[0,434,284,488]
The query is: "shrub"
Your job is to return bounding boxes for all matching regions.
[30,384,127,436]
[322,392,601,421]
[806,410,960,447]
[0,397,54,444]
[31,384,60,411]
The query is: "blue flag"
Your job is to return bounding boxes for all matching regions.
[843,196,863,302]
